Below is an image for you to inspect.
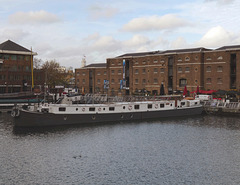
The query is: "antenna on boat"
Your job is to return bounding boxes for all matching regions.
[31,47,34,91]
[44,70,47,103]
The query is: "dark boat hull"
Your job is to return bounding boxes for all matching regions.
[14,106,203,127]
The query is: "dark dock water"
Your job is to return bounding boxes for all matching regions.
[1,113,240,184]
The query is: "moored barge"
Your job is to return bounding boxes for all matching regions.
[11,95,203,127]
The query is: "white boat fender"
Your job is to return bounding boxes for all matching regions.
[128,105,132,110]
[82,108,85,112]
[98,107,101,111]
[11,108,20,118]
[155,104,158,109]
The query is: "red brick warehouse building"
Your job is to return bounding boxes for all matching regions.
[75,45,240,96]
[0,40,45,93]
[75,63,107,94]
[106,45,240,95]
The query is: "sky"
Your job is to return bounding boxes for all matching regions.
[0,0,240,68]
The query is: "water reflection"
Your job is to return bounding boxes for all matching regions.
[1,113,240,184]
[7,113,240,136]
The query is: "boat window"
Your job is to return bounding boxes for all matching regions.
[134,105,140,109]
[148,104,152,109]
[89,107,95,111]
[181,102,185,106]
[160,104,164,108]
[109,107,115,111]
[59,107,66,111]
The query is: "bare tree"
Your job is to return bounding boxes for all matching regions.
[41,60,68,88]
[33,58,43,69]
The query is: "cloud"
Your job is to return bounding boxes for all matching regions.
[90,36,120,52]
[123,35,150,48]
[0,28,29,42]
[88,4,118,20]
[122,14,191,32]
[196,26,235,47]
[204,0,235,5]
[170,37,188,49]
[9,10,61,25]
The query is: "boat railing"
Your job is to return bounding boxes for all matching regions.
[93,95,181,103]
[203,101,240,109]
[69,94,182,104]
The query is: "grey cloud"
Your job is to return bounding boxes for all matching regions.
[122,14,192,32]
[204,0,235,5]
[9,10,62,25]
[88,4,119,20]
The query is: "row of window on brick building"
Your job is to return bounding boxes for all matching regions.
[76,67,224,84]
[76,66,223,76]
[109,55,223,66]
[178,66,223,73]
[0,64,32,72]
[76,71,107,76]
[0,54,31,61]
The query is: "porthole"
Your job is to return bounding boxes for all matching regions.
[76,108,78,111]
[123,106,125,109]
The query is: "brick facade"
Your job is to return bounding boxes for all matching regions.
[76,45,240,96]
[75,63,107,94]
[0,40,44,93]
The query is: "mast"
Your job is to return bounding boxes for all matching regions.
[31,47,34,90]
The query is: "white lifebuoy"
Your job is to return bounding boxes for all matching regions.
[128,105,133,110]
[98,107,101,111]
[11,110,16,117]
[11,108,20,117]
[82,108,85,112]
[155,104,158,109]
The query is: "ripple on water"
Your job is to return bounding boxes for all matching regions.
[1,113,240,184]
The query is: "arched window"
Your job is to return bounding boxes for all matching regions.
[185,57,190,61]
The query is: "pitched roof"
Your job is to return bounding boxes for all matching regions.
[117,51,161,58]
[216,45,240,51]
[115,47,212,58]
[160,47,211,54]
[84,63,106,68]
[0,40,31,52]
